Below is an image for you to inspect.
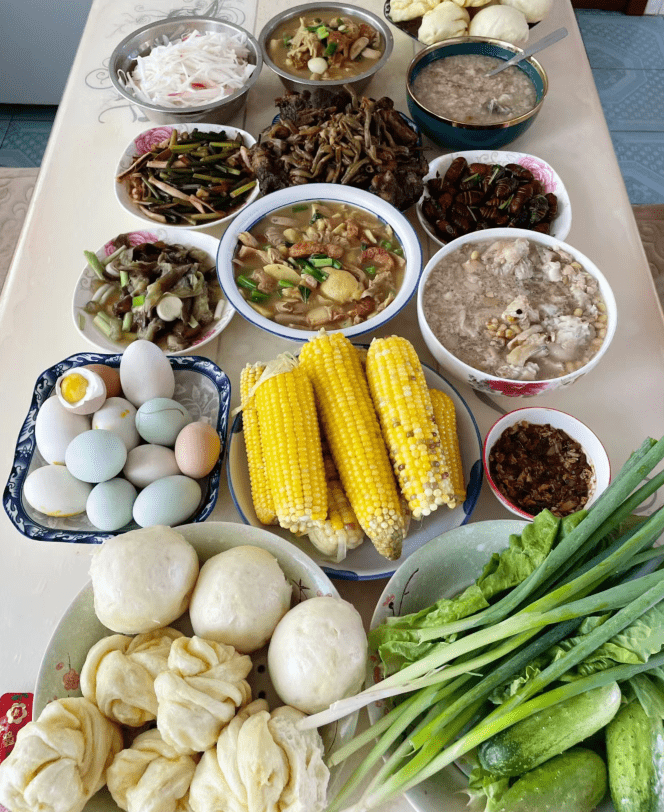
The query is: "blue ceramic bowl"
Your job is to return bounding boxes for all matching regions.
[406,37,548,151]
[4,352,231,544]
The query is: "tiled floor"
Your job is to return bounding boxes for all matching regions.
[1,12,664,204]
[576,9,664,204]
[0,105,57,168]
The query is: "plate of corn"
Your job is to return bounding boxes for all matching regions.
[226,333,483,580]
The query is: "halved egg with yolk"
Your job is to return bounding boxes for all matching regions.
[55,368,107,415]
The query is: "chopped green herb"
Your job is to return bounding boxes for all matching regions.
[299,285,311,302]
[292,204,309,212]
[237,274,258,290]
[363,265,377,277]
[132,295,145,307]
[250,290,270,303]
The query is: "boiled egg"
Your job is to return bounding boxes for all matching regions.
[120,340,175,408]
[35,397,91,465]
[92,397,139,451]
[55,368,107,415]
[24,465,92,517]
[65,429,127,483]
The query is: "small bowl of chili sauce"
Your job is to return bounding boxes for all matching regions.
[483,407,611,520]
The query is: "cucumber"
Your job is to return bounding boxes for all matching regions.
[606,700,664,812]
[492,748,608,812]
[479,682,621,777]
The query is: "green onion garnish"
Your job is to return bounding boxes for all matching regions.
[237,275,258,290]
[363,265,377,277]
[132,295,145,307]
[250,290,270,303]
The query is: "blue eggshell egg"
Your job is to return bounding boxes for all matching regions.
[65,429,127,483]
[87,478,137,531]
[135,398,193,447]
[132,475,202,527]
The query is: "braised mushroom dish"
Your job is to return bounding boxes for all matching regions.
[423,237,608,381]
[268,12,383,80]
[233,201,405,330]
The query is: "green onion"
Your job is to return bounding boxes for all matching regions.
[230,180,257,198]
[209,141,241,148]
[101,245,126,266]
[237,275,258,290]
[310,211,324,224]
[119,270,129,288]
[315,25,328,37]
[360,242,368,250]
[278,279,296,288]
[122,312,133,332]
[188,316,199,328]
[84,250,105,280]
[309,256,333,267]
[307,266,329,283]
[393,247,404,257]
[324,41,338,56]
[131,295,145,308]
[250,290,270,303]
[379,240,392,250]
[299,285,311,302]
[291,204,309,212]
[283,34,292,46]
[363,265,377,277]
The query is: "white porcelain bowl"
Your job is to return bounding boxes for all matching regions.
[482,406,611,520]
[216,184,423,341]
[72,227,233,356]
[417,150,572,248]
[417,229,617,398]
[115,123,259,230]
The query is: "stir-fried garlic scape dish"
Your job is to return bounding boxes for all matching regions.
[241,333,465,562]
[233,200,405,330]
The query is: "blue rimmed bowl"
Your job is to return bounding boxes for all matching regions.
[216,183,423,342]
[406,37,548,151]
[4,352,231,544]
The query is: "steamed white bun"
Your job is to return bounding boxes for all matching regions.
[500,0,552,23]
[468,3,529,45]
[418,1,469,45]
[189,545,292,653]
[268,596,367,714]
[90,526,199,634]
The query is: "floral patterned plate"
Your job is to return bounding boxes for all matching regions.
[417,149,572,248]
[226,359,483,581]
[34,522,357,809]
[3,351,231,544]
[114,124,259,230]
[72,227,233,356]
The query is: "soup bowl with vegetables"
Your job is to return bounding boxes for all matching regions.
[216,184,422,340]
[259,3,393,98]
[406,36,548,150]
[417,229,617,397]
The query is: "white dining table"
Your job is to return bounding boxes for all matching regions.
[1,0,663,808]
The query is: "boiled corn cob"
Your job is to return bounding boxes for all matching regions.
[430,388,466,506]
[307,446,364,562]
[252,355,327,534]
[241,363,277,526]
[366,336,456,517]
[299,332,406,561]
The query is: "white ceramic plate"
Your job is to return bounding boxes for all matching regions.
[114,123,259,230]
[226,361,483,581]
[72,227,233,356]
[368,519,614,812]
[417,150,572,248]
[35,522,357,810]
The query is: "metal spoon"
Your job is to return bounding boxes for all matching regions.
[485,27,569,77]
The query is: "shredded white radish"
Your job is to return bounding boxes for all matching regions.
[120,30,256,108]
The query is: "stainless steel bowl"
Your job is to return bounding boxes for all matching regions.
[109,17,263,125]
[259,3,393,98]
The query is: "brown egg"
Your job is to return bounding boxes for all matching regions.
[84,364,122,398]
[175,421,221,479]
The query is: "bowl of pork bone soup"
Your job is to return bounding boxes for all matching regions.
[417,228,617,398]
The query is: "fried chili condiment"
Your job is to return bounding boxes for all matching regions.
[489,421,593,517]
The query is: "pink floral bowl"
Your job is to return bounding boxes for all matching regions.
[114,123,259,230]
[416,229,617,398]
[416,150,571,249]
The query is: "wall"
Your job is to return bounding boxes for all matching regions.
[0,0,94,105]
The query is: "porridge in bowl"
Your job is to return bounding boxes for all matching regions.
[422,237,608,382]
[411,54,537,125]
